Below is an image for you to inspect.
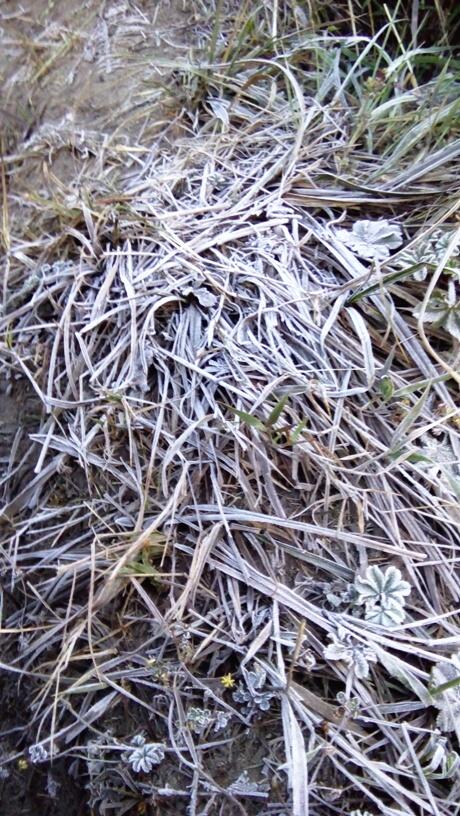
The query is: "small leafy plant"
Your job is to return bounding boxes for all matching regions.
[354,565,411,627]
[395,240,439,281]
[429,652,460,732]
[335,219,403,261]
[336,691,361,718]
[396,229,460,281]
[413,280,460,341]
[186,707,214,735]
[419,732,459,779]
[227,395,307,446]
[324,628,377,679]
[233,666,276,714]
[186,706,232,734]
[415,434,458,482]
[120,534,166,582]
[124,735,165,773]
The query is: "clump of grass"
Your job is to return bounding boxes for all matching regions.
[1,1,460,814]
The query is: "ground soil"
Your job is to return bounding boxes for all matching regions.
[0,2,195,812]
[1,0,193,243]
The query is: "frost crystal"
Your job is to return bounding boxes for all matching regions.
[46,771,60,798]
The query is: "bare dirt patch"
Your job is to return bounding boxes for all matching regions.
[1,0,194,250]
[1,2,197,813]
[2,0,190,138]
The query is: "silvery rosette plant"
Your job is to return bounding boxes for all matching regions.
[335,219,403,261]
[124,735,165,773]
[354,565,411,627]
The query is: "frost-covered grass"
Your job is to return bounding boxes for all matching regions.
[1,1,460,814]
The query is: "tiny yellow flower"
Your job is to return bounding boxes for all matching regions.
[159,671,170,687]
[220,673,235,689]
[17,758,29,771]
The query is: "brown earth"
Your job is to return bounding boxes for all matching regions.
[0,2,198,812]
